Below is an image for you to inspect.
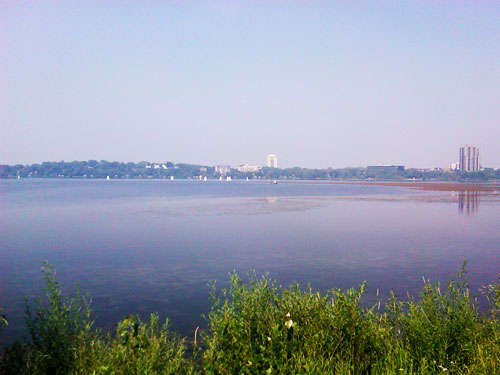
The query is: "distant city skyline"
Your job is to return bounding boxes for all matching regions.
[1,2,499,168]
[1,146,498,171]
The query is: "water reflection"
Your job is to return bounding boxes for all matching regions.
[457,191,480,215]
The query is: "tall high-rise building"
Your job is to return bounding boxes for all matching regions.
[267,154,278,168]
[459,145,480,172]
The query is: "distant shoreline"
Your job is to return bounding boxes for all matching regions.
[2,161,500,182]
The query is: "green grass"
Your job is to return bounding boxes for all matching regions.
[1,262,499,374]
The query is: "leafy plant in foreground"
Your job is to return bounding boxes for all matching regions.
[23,261,94,374]
[385,261,488,373]
[202,272,391,374]
[77,314,195,375]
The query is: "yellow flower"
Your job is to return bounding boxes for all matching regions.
[285,319,293,329]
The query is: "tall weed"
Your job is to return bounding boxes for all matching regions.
[203,272,390,374]
[24,261,93,374]
[73,314,195,375]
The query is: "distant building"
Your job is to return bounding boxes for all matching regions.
[266,154,278,168]
[237,164,262,173]
[459,144,480,172]
[449,162,460,171]
[215,165,231,174]
[367,165,405,172]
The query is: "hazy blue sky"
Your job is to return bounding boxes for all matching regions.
[1,1,499,168]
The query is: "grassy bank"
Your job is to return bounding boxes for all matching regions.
[1,262,499,374]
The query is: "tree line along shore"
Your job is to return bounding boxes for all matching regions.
[1,160,500,181]
[1,262,499,374]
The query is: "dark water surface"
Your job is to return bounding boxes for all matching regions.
[1,179,499,346]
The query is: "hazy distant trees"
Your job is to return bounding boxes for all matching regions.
[1,161,499,181]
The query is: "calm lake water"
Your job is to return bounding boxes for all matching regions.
[1,179,499,346]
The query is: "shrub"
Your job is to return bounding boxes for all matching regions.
[73,314,195,375]
[385,262,493,373]
[202,272,390,374]
[23,261,93,374]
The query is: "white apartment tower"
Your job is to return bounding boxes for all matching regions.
[267,154,278,168]
[459,145,480,172]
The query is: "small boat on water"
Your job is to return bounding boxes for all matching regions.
[271,179,278,184]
